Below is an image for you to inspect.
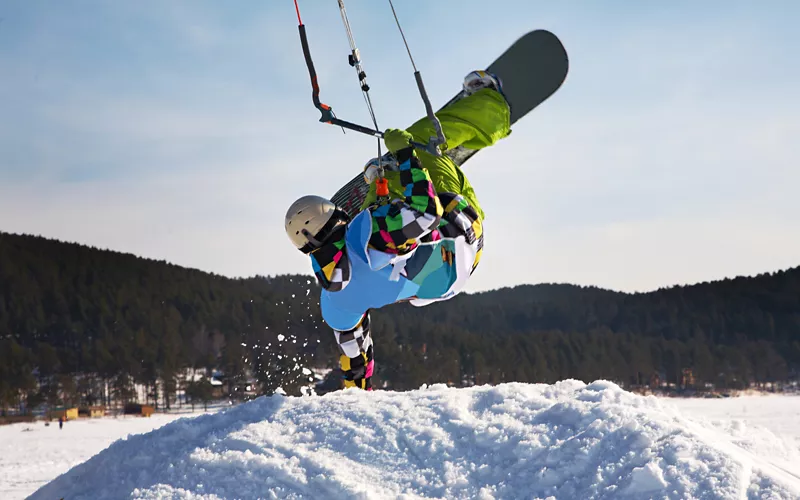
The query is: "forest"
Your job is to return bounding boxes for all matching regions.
[1,231,799,412]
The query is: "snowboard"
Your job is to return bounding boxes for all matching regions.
[331,29,569,218]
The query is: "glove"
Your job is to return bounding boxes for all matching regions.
[383,128,413,154]
[363,157,383,184]
[363,154,399,184]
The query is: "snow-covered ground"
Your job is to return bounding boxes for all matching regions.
[0,406,223,499]
[669,393,800,490]
[3,381,797,499]
[670,393,800,450]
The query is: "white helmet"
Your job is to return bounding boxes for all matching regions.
[285,195,348,254]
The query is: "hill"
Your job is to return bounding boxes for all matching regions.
[1,231,799,407]
[27,381,800,499]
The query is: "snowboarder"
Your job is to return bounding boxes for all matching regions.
[285,72,511,390]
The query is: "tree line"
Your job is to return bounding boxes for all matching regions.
[1,231,798,412]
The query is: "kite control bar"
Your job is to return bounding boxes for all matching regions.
[293,0,445,156]
[296,23,383,138]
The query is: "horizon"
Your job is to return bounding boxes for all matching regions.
[1,1,798,294]
[3,229,796,295]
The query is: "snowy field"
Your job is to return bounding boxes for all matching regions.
[0,407,223,499]
[669,393,800,490]
[2,383,800,499]
[670,394,800,450]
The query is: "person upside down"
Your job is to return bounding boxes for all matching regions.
[284,71,511,390]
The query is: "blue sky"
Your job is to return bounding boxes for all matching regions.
[1,1,798,293]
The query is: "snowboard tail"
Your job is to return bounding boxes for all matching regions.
[331,29,569,217]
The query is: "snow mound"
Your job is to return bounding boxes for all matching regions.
[31,380,800,499]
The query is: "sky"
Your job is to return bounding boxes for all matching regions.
[1,0,798,294]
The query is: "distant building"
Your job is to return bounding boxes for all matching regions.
[79,406,106,418]
[649,372,662,391]
[681,368,696,389]
[124,403,155,417]
[51,407,79,421]
[183,369,225,399]
[209,377,224,399]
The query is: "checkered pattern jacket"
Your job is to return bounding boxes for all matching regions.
[310,150,448,291]
[312,150,484,380]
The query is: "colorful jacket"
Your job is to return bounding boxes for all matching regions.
[310,149,484,331]
[311,88,509,331]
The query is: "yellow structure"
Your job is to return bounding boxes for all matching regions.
[79,406,106,418]
[124,403,155,417]
[52,407,78,421]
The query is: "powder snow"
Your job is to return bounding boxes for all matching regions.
[26,380,800,499]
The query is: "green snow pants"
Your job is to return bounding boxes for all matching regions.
[360,88,511,221]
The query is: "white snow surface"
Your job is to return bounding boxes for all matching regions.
[18,380,800,499]
[670,394,800,493]
[671,394,800,451]
[0,408,222,499]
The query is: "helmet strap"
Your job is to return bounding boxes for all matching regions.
[300,229,324,254]
[298,209,350,254]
